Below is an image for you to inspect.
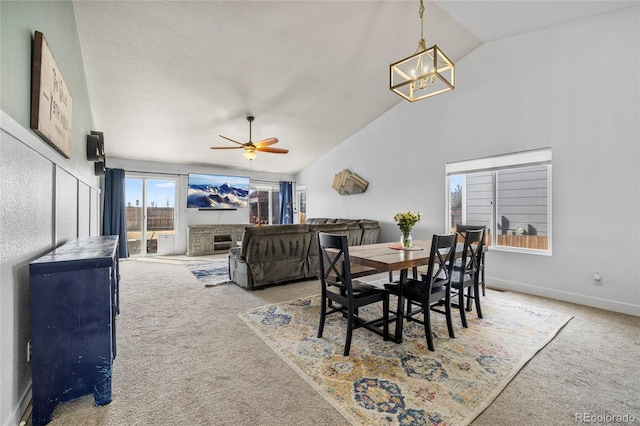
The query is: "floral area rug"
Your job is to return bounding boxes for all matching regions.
[238,292,572,425]
[182,258,231,287]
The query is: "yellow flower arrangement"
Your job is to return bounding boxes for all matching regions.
[393,211,422,235]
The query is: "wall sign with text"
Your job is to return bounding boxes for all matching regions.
[30,31,73,158]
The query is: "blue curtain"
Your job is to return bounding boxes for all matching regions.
[103,168,129,258]
[279,181,293,224]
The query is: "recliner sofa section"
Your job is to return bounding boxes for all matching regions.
[228,219,380,289]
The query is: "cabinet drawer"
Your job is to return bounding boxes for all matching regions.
[191,228,214,234]
[214,227,233,234]
[214,242,233,251]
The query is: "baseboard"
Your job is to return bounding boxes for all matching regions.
[3,383,31,426]
[18,401,31,426]
[488,277,640,317]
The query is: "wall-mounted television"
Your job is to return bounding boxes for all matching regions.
[187,173,250,209]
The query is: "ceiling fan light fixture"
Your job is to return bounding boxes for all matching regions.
[390,0,454,102]
[243,149,257,161]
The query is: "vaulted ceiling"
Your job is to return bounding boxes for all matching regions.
[73,0,637,174]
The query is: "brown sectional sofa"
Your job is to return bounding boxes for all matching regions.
[228,218,380,289]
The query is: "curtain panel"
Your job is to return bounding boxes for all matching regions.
[103,168,129,258]
[279,181,293,224]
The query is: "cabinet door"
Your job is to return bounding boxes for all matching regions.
[30,267,113,426]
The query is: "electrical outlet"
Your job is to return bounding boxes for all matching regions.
[27,341,31,362]
[593,272,602,286]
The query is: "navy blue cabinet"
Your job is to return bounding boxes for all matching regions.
[29,236,120,426]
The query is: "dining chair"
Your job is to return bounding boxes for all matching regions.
[384,234,458,351]
[456,224,487,296]
[451,228,485,328]
[317,232,389,356]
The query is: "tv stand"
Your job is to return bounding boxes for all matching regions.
[187,224,248,256]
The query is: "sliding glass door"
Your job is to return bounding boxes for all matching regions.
[249,182,280,225]
[125,176,176,255]
[296,186,306,224]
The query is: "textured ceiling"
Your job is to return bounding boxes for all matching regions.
[73,0,637,174]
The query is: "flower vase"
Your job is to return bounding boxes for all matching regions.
[401,232,413,248]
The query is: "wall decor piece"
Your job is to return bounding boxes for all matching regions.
[31,31,73,158]
[331,169,369,195]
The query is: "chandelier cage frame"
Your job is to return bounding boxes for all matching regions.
[389,0,455,101]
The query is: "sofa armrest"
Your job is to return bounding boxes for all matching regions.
[229,247,253,288]
[229,246,243,260]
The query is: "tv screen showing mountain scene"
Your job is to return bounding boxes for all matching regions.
[187,173,250,209]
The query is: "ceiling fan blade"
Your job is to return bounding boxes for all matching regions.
[257,146,288,154]
[218,135,245,146]
[254,138,279,148]
[210,146,243,150]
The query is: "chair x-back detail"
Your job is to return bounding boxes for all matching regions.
[451,228,485,328]
[456,224,487,296]
[317,233,389,356]
[384,234,458,351]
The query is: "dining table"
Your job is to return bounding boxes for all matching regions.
[346,239,439,344]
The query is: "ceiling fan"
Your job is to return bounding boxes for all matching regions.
[211,116,288,160]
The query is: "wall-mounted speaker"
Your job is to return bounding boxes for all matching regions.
[87,131,106,175]
[86,131,105,162]
[86,135,100,161]
[94,160,106,176]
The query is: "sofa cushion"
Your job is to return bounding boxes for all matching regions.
[240,224,309,257]
[305,218,330,224]
[307,223,351,278]
[307,223,350,256]
[240,224,311,286]
[359,219,381,245]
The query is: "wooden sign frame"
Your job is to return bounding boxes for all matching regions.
[30,31,73,158]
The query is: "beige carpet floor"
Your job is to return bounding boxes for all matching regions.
[30,255,640,426]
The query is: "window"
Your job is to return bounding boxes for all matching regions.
[249,182,280,225]
[446,149,552,254]
[297,186,306,224]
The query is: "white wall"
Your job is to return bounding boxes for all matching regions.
[297,7,640,316]
[107,157,295,254]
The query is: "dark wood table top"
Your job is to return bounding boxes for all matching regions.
[347,240,435,271]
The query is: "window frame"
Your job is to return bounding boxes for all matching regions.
[446,149,552,256]
[296,184,306,224]
[249,182,280,225]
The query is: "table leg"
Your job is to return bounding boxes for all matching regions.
[394,269,407,343]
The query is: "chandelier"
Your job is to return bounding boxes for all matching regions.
[390,0,455,102]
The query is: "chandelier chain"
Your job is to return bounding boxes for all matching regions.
[419,0,425,41]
